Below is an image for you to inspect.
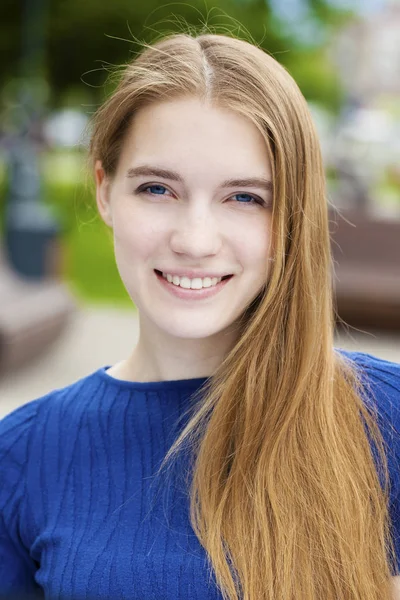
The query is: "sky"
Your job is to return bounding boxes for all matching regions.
[269,0,389,46]
[326,0,387,11]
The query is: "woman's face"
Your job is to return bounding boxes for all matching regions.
[96,97,274,341]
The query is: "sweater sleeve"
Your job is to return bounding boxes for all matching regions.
[0,400,43,599]
[343,351,400,576]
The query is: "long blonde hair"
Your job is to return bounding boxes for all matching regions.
[89,32,398,599]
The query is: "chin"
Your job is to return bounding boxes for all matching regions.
[163,326,223,340]
[156,317,230,340]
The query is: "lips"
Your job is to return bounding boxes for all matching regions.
[154,269,233,281]
[154,269,234,300]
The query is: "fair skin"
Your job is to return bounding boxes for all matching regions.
[394,576,400,599]
[95,97,274,382]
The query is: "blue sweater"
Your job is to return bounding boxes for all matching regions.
[1,349,400,599]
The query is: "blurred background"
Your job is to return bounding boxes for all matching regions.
[0,0,399,415]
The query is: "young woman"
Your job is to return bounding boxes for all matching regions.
[1,32,400,600]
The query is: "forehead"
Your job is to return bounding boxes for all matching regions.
[116,97,272,181]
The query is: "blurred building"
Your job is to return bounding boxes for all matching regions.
[326,0,400,217]
[335,1,400,100]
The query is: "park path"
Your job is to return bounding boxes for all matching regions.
[1,305,399,418]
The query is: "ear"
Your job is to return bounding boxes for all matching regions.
[95,160,113,227]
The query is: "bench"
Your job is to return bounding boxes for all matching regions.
[329,210,400,330]
[0,246,76,374]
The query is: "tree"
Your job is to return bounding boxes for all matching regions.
[0,0,355,111]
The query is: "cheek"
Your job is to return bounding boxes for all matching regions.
[113,221,139,257]
[234,218,272,268]
[112,206,162,259]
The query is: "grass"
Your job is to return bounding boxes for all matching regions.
[1,150,132,306]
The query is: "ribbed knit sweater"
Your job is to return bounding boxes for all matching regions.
[1,349,400,599]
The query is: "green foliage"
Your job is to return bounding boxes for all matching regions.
[0,0,351,112]
[40,153,131,304]
[0,150,130,304]
[285,47,344,113]
[64,218,132,306]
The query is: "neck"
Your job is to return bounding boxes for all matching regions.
[118,313,240,383]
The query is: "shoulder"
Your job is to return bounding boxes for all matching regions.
[335,348,400,409]
[336,348,400,465]
[0,367,106,463]
[336,348,400,379]
[0,395,48,466]
[0,367,109,544]
[335,349,400,454]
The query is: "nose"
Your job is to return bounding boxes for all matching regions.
[169,205,222,258]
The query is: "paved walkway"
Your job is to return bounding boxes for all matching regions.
[1,305,399,418]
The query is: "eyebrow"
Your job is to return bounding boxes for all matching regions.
[126,165,273,193]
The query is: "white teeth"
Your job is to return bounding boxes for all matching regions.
[189,277,202,290]
[180,277,192,289]
[161,272,224,289]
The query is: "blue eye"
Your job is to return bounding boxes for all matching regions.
[233,193,262,206]
[138,185,264,206]
[142,184,168,195]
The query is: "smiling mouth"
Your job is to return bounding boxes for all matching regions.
[154,270,233,281]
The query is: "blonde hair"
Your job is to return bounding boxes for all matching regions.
[89,32,398,599]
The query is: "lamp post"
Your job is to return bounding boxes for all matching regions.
[3,0,62,280]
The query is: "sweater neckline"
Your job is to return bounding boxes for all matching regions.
[96,366,210,392]
[95,349,362,392]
